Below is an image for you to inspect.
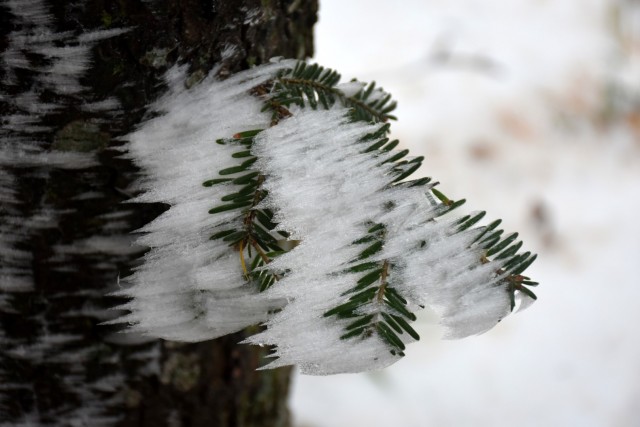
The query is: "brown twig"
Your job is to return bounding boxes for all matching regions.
[376,260,389,303]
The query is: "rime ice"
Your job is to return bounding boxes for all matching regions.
[117,61,535,375]
[114,60,296,341]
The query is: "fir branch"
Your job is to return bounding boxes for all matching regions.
[205,131,284,291]
[462,215,538,309]
[119,59,539,372]
[324,225,419,356]
[210,103,536,360]
[262,61,398,125]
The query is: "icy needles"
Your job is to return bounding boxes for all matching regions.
[116,60,538,374]
[113,59,296,341]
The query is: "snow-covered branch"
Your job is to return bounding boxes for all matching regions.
[114,59,538,375]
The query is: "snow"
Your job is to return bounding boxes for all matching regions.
[114,60,296,342]
[289,0,640,425]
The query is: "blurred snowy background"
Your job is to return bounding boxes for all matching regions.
[289,1,640,426]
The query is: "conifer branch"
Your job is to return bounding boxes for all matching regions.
[261,62,398,124]
[118,59,539,372]
[205,131,283,292]
[278,77,395,123]
[254,61,534,357]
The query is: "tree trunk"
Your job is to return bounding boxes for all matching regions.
[0,1,317,426]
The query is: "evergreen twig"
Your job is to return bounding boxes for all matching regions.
[204,60,537,360]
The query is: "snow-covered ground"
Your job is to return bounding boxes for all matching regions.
[290,1,640,426]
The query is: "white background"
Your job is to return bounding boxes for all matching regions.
[290,1,640,426]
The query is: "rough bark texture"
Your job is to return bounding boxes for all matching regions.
[0,1,317,426]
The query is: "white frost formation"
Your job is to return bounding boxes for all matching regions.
[244,108,510,374]
[119,61,528,375]
[115,59,296,341]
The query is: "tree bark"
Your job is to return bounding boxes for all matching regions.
[0,1,317,426]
